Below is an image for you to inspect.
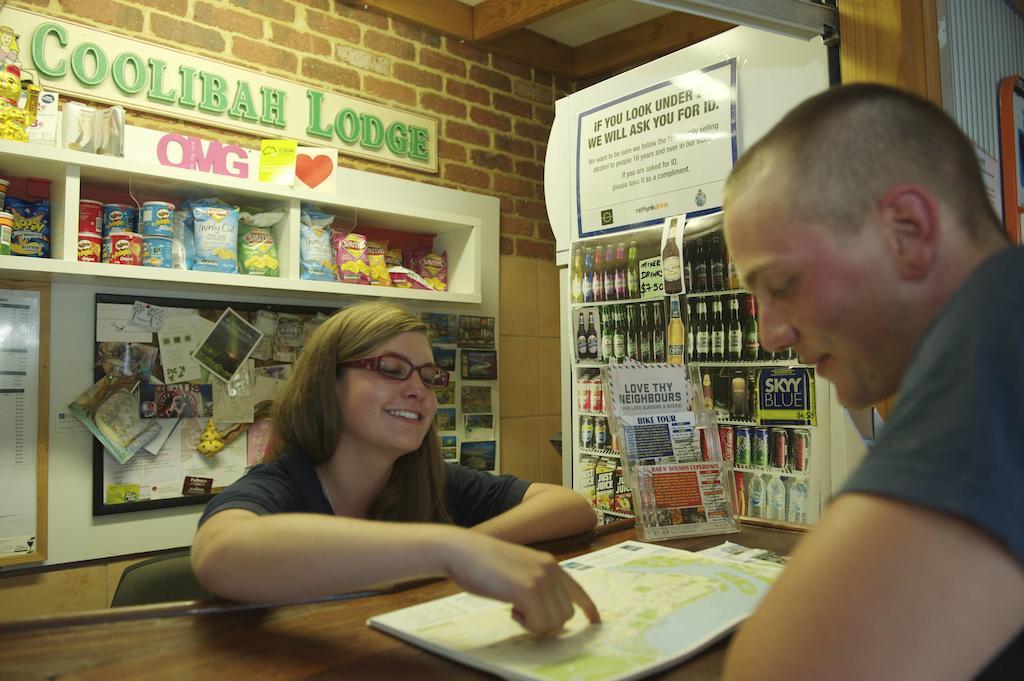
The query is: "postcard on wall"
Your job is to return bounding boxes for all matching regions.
[139,383,213,419]
[192,308,264,383]
[129,300,166,332]
[97,303,154,343]
[423,313,458,344]
[158,313,212,384]
[441,433,458,462]
[464,414,495,442]
[461,385,492,414]
[461,350,497,380]
[97,342,159,382]
[457,315,495,349]
[433,346,457,372]
[434,383,456,406]
[460,441,496,472]
[435,407,456,432]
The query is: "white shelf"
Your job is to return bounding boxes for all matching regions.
[579,447,619,458]
[733,465,810,480]
[691,359,807,367]
[597,509,634,519]
[570,297,657,308]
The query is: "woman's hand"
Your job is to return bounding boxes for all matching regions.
[441,530,601,635]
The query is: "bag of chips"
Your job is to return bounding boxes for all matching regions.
[366,240,390,286]
[406,250,448,292]
[191,199,239,273]
[171,207,194,270]
[299,207,337,281]
[334,231,369,285]
[238,206,282,276]
[6,196,50,257]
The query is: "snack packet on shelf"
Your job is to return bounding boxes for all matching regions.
[191,199,239,273]
[333,231,369,285]
[238,206,283,277]
[406,250,448,292]
[387,266,433,290]
[366,240,390,286]
[299,207,337,281]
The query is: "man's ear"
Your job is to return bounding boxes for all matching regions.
[876,184,939,280]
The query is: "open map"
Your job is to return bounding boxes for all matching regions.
[368,541,782,681]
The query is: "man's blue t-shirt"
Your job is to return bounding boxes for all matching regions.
[842,246,1024,679]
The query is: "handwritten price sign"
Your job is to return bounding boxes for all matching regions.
[639,256,664,299]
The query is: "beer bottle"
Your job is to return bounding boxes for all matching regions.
[710,234,725,291]
[592,246,604,302]
[683,239,693,293]
[724,237,740,290]
[626,305,639,360]
[686,300,695,361]
[727,294,743,360]
[667,297,685,365]
[571,250,583,303]
[575,312,588,360]
[615,242,628,300]
[695,300,710,361]
[662,218,683,295]
[586,311,599,360]
[582,247,594,303]
[627,240,640,299]
[639,303,653,363]
[604,244,617,301]
[693,238,708,293]
[711,296,725,361]
[612,305,626,363]
[742,294,760,360]
[651,302,666,362]
[600,307,614,363]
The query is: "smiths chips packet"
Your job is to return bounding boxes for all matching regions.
[406,250,448,292]
[334,232,369,285]
[238,206,283,277]
[299,207,336,281]
[366,240,390,286]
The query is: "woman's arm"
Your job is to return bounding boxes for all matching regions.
[471,482,597,544]
[192,508,599,634]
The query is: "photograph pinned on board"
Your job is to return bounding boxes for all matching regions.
[139,383,213,419]
[435,407,456,432]
[460,441,496,472]
[192,308,264,383]
[441,434,458,462]
[434,382,456,406]
[457,315,495,349]
[464,414,495,441]
[423,312,458,345]
[461,385,492,414]
[461,350,497,380]
[433,346,457,371]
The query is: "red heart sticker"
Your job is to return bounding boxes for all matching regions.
[296,153,334,189]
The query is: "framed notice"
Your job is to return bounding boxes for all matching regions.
[998,74,1024,243]
[0,282,49,566]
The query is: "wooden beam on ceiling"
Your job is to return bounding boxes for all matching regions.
[345,0,474,40]
[487,28,575,77]
[573,12,733,79]
[473,0,591,42]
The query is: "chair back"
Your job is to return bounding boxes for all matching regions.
[111,549,214,607]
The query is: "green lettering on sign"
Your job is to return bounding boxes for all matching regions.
[178,66,198,108]
[147,58,177,104]
[111,52,146,94]
[199,71,228,113]
[71,43,108,87]
[359,113,384,150]
[385,121,410,156]
[228,80,258,122]
[260,87,286,128]
[305,89,333,140]
[31,23,67,79]
[409,126,430,161]
[334,108,360,144]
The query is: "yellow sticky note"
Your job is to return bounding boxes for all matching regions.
[259,139,298,185]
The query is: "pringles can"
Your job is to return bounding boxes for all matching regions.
[108,232,142,265]
[78,200,103,234]
[140,201,174,237]
[142,235,172,267]
[102,203,137,235]
[77,231,101,262]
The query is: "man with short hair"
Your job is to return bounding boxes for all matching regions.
[721,83,1024,681]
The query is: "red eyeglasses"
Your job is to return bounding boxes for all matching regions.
[338,353,450,388]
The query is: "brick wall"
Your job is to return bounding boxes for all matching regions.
[11,0,574,260]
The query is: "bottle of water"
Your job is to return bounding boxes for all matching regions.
[766,476,786,521]
[787,481,809,524]
[748,475,766,519]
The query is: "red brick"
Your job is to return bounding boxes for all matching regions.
[334,3,389,29]
[392,18,442,48]
[515,120,550,143]
[500,215,534,236]
[438,139,466,162]
[534,71,553,87]
[494,173,534,198]
[444,163,490,189]
[470,107,511,132]
[445,120,489,147]
[61,0,144,32]
[535,105,554,126]
[150,12,223,52]
[272,22,331,56]
[365,30,415,61]
[517,199,548,220]
[516,159,544,182]
[363,75,417,107]
[492,55,533,80]
[537,220,555,241]
[555,74,578,93]
[420,49,466,78]
[394,63,442,90]
[513,79,551,104]
[446,38,489,65]
[294,0,330,9]
[516,239,555,260]
[500,236,514,255]
[233,36,297,73]
[133,0,187,15]
[494,133,534,159]
[446,80,489,106]
[230,0,294,21]
[499,195,515,214]
[420,92,466,119]
[471,149,513,172]
[493,93,532,119]
[307,10,361,42]
[195,2,262,38]
[469,65,511,92]
[535,142,548,161]
[302,57,360,92]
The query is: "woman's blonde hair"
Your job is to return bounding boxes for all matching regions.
[270,301,450,524]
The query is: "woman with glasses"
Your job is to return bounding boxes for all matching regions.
[191,301,599,634]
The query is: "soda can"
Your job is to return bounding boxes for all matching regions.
[752,427,769,467]
[591,375,604,412]
[770,429,789,468]
[791,428,811,471]
[577,375,590,411]
[734,426,751,465]
[595,417,609,449]
[580,416,594,448]
[718,424,735,462]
